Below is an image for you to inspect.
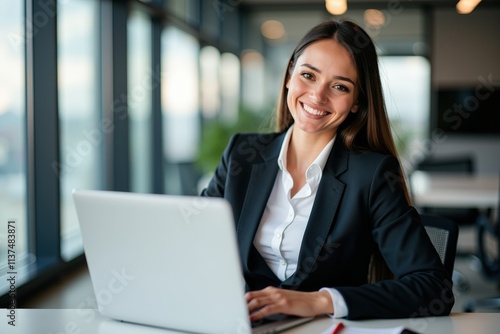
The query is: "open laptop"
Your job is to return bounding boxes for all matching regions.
[73,189,313,334]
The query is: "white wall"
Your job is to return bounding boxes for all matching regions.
[432,8,500,87]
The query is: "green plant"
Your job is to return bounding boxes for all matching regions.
[196,105,271,174]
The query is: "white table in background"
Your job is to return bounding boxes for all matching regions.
[410,171,499,210]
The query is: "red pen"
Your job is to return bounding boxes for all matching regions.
[331,322,344,334]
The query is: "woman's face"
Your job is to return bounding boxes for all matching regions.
[286,39,359,138]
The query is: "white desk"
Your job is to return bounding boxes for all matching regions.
[2,309,500,334]
[410,171,499,209]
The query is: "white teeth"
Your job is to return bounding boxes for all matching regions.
[303,103,328,116]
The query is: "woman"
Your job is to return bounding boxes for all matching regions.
[201,20,454,320]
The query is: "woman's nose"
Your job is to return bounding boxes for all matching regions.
[309,84,328,104]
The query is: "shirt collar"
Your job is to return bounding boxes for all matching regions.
[277,126,293,171]
[277,125,336,176]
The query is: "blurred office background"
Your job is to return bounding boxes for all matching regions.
[0,0,499,311]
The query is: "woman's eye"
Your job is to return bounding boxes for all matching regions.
[301,72,313,80]
[333,84,349,92]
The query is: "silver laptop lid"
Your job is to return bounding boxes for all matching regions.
[73,190,251,334]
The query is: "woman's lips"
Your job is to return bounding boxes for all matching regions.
[302,102,329,116]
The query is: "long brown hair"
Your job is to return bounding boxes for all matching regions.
[275,20,411,203]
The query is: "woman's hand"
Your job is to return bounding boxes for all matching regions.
[245,286,333,321]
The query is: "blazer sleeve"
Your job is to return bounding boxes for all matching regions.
[335,155,455,319]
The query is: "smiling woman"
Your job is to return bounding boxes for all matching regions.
[283,38,360,198]
[285,39,359,146]
[201,20,454,321]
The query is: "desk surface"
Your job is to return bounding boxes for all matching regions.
[410,171,499,209]
[2,309,500,334]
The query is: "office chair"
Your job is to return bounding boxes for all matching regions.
[368,213,459,283]
[463,172,500,312]
[411,155,478,292]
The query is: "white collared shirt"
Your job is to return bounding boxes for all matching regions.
[253,126,348,317]
[254,126,334,281]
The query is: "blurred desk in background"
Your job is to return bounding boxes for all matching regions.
[410,171,499,210]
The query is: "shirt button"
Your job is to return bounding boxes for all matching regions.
[281,260,286,266]
[275,233,281,239]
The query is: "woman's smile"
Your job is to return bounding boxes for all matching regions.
[286,38,359,139]
[301,102,330,117]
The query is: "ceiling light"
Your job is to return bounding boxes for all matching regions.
[364,9,385,28]
[260,20,285,40]
[241,49,263,65]
[325,0,347,16]
[456,0,482,14]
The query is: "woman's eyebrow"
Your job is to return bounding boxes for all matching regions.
[300,63,356,86]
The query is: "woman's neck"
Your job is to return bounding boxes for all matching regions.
[286,128,335,173]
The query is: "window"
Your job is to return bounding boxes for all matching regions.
[379,56,431,170]
[0,1,28,279]
[58,0,101,261]
[165,0,199,26]
[161,26,200,194]
[220,52,241,123]
[200,46,221,119]
[128,9,153,193]
[241,50,265,113]
[0,0,245,303]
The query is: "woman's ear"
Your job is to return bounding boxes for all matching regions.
[351,100,359,113]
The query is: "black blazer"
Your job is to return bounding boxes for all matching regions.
[201,132,454,319]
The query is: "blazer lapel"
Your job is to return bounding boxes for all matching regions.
[283,140,349,289]
[236,133,284,269]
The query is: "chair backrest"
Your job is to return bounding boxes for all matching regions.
[414,155,475,174]
[368,213,458,283]
[475,171,500,279]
